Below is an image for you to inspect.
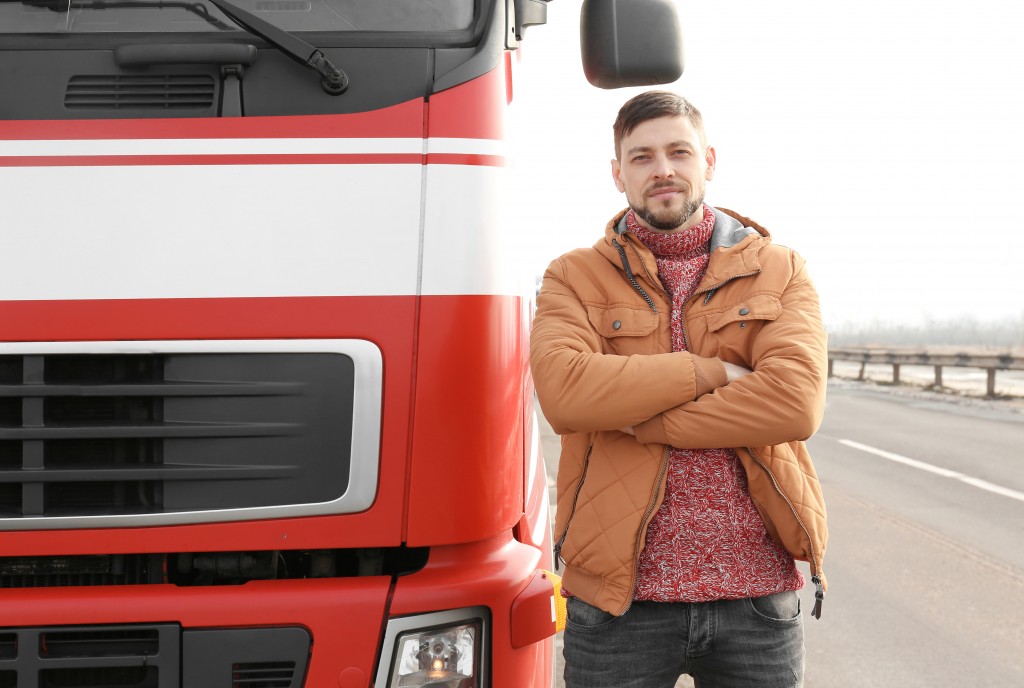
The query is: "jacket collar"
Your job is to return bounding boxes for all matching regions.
[598,206,770,294]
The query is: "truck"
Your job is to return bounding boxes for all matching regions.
[0,1,682,685]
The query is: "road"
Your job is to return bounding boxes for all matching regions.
[540,379,1024,687]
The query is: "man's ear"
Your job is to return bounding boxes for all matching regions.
[704,146,717,181]
[611,158,625,192]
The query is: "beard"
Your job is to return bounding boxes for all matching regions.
[632,194,705,231]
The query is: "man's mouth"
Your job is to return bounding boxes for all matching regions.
[648,185,684,199]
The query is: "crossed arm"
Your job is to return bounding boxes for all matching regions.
[530,256,730,434]
[530,254,827,449]
[619,361,752,434]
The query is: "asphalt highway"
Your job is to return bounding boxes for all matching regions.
[540,379,1024,687]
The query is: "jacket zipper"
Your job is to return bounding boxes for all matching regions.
[621,446,671,615]
[745,445,825,619]
[611,234,672,611]
[552,444,593,571]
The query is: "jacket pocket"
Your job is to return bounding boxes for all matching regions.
[585,305,658,355]
[705,293,783,333]
[554,444,592,570]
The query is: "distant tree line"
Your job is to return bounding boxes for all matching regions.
[827,315,1024,350]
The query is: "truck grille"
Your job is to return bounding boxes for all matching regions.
[231,662,297,687]
[0,343,381,529]
[0,625,309,688]
[0,633,14,658]
[0,554,163,587]
[0,625,175,688]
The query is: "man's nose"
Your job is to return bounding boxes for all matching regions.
[652,155,675,178]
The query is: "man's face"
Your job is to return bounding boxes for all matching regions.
[611,115,716,233]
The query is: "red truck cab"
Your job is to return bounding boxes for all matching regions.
[0,1,681,685]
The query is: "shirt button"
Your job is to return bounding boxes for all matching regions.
[739,307,750,316]
[612,320,622,330]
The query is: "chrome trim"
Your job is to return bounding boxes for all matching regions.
[0,339,382,530]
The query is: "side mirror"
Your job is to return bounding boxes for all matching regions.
[580,0,684,89]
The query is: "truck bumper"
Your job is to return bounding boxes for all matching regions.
[0,533,556,687]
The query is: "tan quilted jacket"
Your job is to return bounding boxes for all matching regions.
[530,207,829,617]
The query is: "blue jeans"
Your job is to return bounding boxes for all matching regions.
[563,591,804,688]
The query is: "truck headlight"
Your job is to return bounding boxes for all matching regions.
[376,607,489,688]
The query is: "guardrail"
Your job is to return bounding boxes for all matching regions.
[828,347,1024,398]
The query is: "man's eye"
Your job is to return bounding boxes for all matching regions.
[673,149,691,156]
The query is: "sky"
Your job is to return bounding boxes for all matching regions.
[509,0,1024,331]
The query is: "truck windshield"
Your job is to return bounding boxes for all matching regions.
[1,0,475,34]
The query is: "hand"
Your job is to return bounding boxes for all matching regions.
[722,361,753,382]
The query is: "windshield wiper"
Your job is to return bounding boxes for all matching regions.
[22,0,234,30]
[22,0,348,95]
[203,0,348,95]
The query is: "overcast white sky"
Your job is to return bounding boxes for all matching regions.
[510,0,1024,331]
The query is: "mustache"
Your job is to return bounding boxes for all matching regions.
[647,181,687,195]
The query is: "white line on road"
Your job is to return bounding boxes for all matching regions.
[838,439,1024,503]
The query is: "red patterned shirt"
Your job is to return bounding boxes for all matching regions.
[628,206,804,602]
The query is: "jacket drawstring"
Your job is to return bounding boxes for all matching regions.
[611,237,658,314]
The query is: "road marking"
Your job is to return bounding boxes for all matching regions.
[839,439,1024,504]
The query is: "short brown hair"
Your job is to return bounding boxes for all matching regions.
[613,91,706,160]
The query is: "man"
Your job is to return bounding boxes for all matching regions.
[530,91,829,688]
